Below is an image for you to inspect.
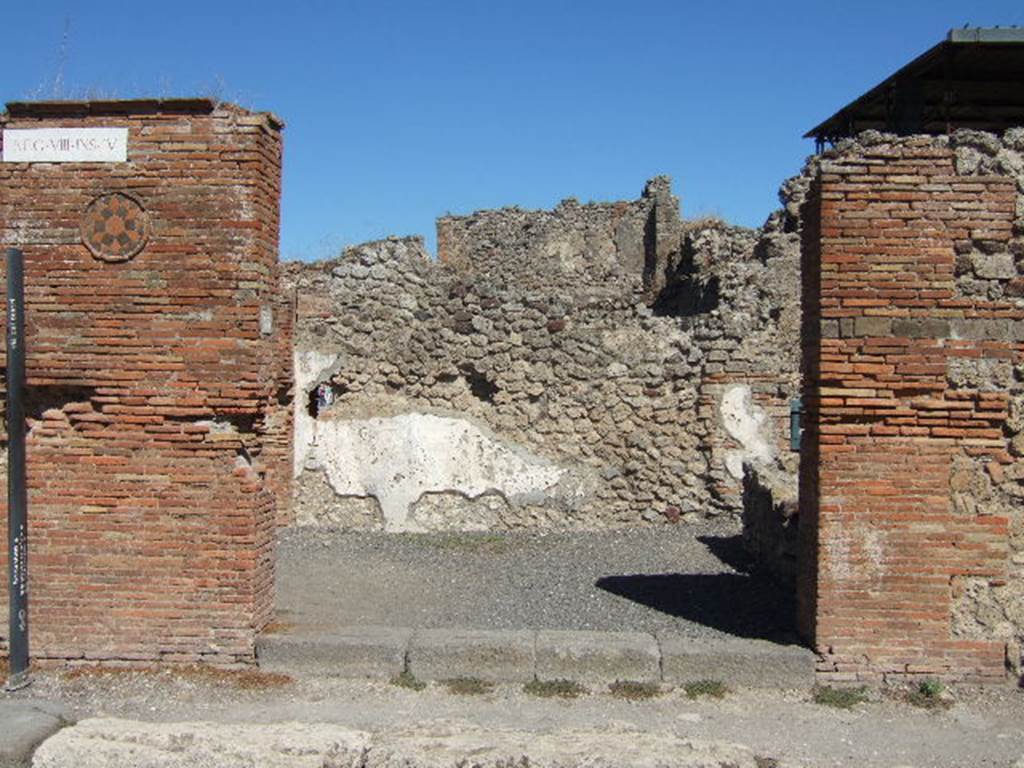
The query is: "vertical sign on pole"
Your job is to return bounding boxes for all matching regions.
[6,247,28,690]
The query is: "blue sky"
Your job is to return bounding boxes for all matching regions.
[2,1,1022,261]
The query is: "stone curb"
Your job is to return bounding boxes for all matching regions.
[658,634,817,689]
[257,625,412,679]
[536,630,660,683]
[0,700,71,768]
[257,627,816,688]
[409,629,536,683]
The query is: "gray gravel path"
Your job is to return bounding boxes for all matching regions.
[275,521,798,642]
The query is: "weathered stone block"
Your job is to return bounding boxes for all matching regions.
[257,626,412,678]
[950,318,1010,340]
[32,719,764,768]
[0,701,69,768]
[408,629,535,682]
[891,318,951,339]
[535,630,660,683]
[972,252,1017,279]
[853,317,892,337]
[659,635,815,689]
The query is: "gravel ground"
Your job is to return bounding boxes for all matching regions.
[6,523,1023,768]
[275,520,798,642]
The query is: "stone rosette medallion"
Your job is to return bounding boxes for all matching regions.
[80,192,149,262]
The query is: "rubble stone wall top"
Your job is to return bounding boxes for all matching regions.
[285,177,802,531]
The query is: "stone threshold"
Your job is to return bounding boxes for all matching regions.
[256,626,816,689]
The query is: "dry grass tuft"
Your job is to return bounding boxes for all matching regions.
[609,680,663,700]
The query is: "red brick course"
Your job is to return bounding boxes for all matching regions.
[0,100,288,663]
[799,138,1022,682]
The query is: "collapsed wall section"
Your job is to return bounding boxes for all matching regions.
[0,99,287,663]
[287,178,802,530]
[684,218,802,515]
[798,131,1024,682]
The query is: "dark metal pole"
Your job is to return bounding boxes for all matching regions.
[6,247,28,690]
[789,398,803,452]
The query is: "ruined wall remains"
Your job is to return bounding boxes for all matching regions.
[0,99,287,663]
[798,130,1024,682]
[261,266,296,522]
[687,215,802,513]
[735,168,828,582]
[285,178,801,531]
[742,464,799,582]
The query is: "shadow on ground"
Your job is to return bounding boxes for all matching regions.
[695,534,755,573]
[595,534,798,643]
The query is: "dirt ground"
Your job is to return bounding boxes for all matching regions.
[5,665,1024,768]
[7,524,1023,766]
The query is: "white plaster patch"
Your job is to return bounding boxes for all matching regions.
[719,384,775,480]
[293,349,339,476]
[823,520,885,586]
[312,413,566,532]
[823,528,852,583]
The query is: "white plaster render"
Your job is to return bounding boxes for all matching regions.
[293,349,339,476]
[313,412,567,531]
[719,384,775,480]
[822,519,884,585]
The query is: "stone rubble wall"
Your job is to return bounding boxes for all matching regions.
[741,463,799,583]
[284,177,802,531]
[735,157,844,583]
[946,129,1024,678]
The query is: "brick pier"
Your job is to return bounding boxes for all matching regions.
[798,138,1022,682]
[0,100,290,663]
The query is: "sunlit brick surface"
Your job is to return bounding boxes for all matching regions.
[0,100,290,663]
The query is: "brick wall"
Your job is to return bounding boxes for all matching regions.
[0,99,287,663]
[799,135,1023,682]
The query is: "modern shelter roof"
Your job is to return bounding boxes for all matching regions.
[806,27,1024,145]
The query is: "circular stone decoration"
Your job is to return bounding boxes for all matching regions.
[81,192,149,262]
